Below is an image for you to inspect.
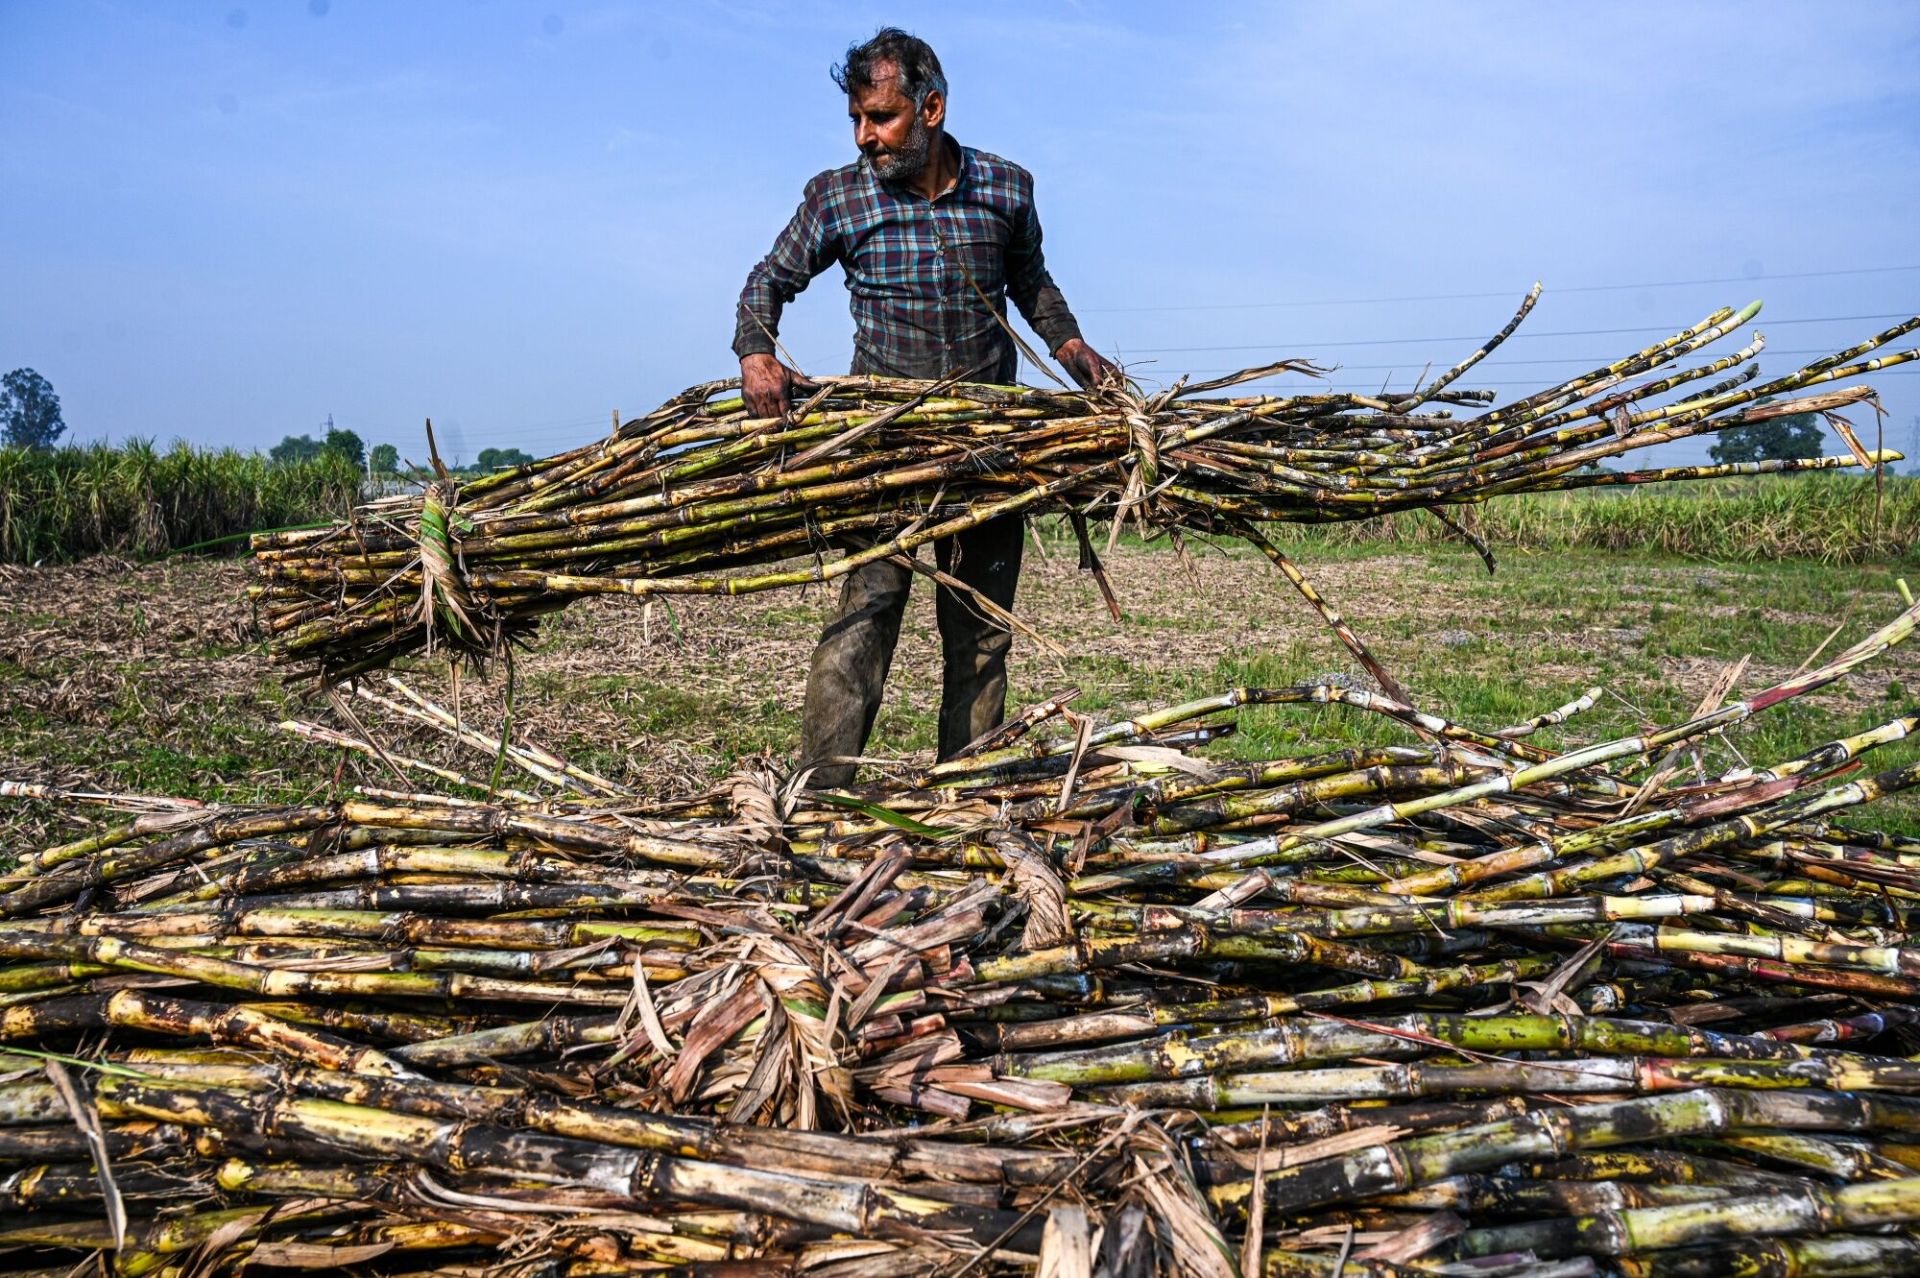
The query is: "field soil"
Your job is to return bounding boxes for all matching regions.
[4,528,1917,843]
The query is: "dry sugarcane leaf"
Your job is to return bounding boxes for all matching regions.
[798,1241,903,1268]
[846,953,909,1029]
[663,980,766,1102]
[1516,936,1606,1018]
[730,991,790,1124]
[1093,1203,1154,1278]
[1354,1210,1465,1264]
[1233,1125,1410,1175]
[1129,1153,1238,1278]
[1056,713,1096,814]
[922,1069,1073,1113]
[1823,410,1878,470]
[811,849,911,938]
[1240,1111,1268,1278]
[1037,1205,1095,1278]
[185,1207,274,1278]
[728,761,790,851]
[992,829,1074,951]
[243,1241,398,1269]
[1092,744,1218,778]
[848,898,992,967]
[802,1241,952,1278]
[1624,654,1749,815]
[44,1060,126,1252]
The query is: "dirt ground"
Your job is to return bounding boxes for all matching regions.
[4,530,1917,843]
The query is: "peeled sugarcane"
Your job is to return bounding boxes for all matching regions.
[250,296,1918,686]
[6,603,1920,1273]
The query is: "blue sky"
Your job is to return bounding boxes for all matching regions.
[4,2,1918,468]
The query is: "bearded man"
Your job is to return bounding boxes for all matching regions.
[733,27,1117,787]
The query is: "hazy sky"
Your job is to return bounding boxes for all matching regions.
[4,1,1917,468]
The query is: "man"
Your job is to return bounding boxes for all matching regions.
[734,27,1117,788]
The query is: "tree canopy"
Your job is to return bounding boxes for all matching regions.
[1,368,66,450]
[475,447,536,472]
[368,443,400,475]
[1707,412,1824,465]
[271,428,365,467]
[324,426,364,468]
[269,434,323,465]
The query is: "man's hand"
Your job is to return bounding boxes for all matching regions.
[741,353,810,421]
[1055,338,1121,392]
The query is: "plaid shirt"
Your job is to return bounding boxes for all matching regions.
[733,139,1084,382]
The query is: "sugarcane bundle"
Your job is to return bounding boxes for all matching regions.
[6,602,1920,1274]
[250,295,1917,687]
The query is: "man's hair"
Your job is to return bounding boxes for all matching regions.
[832,28,947,107]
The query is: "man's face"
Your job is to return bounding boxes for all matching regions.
[849,63,939,182]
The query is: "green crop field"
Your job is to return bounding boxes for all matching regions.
[1260,472,1920,564]
[0,439,361,564]
[4,506,1916,842]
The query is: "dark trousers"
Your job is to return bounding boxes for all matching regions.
[800,516,1024,787]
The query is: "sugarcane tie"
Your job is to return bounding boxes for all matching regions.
[416,420,482,658]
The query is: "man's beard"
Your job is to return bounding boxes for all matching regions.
[864,114,931,181]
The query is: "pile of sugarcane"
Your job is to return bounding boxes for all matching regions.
[251,295,1917,686]
[7,599,1920,1275]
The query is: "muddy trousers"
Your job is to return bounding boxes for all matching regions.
[799,517,1025,787]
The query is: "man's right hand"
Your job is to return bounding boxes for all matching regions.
[741,353,808,421]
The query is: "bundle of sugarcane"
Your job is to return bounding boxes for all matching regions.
[6,602,1920,1274]
[250,294,1917,687]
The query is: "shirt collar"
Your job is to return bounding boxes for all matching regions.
[868,134,969,202]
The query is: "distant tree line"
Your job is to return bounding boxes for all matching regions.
[268,433,537,477]
[270,426,365,467]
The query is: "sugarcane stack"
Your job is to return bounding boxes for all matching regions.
[5,589,1920,1276]
[250,294,1917,688]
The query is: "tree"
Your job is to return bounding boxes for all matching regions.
[324,426,364,468]
[1,368,66,450]
[271,427,364,467]
[368,443,400,475]
[475,447,535,472]
[1707,411,1823,465]
[270,433,323,465]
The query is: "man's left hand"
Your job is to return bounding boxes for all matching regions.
[1055,338,1120,392]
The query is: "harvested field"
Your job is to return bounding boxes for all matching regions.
[4,533,1916,832]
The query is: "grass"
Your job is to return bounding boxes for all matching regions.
[1254,474,1920,565]
[2,440,1911,569]
[3,527,1917,848]
[0,439,362,563]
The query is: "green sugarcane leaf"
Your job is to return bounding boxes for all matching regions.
[810,792,957,838]
[0,1046,160,1080]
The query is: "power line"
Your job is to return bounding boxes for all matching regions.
[1080,264,1920,315]
[1111,313,1915,356]
[1148,348,1902,375]
[1128,369,1920,391]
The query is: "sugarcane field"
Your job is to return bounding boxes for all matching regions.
[7,8,1920,1278]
